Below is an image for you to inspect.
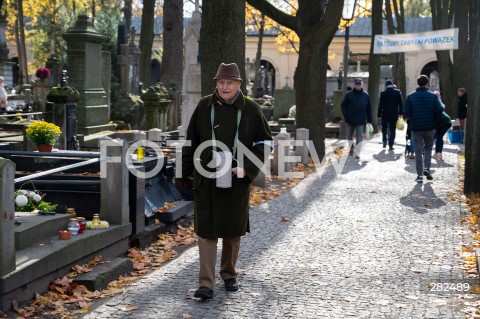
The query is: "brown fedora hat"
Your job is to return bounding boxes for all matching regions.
[213,63,242,81]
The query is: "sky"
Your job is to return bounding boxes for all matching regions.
[183,0,199,18]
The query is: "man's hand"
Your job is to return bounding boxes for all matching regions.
[232,167,245,178]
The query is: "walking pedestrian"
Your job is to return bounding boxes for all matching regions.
[377,79,403,151]
[181,63,273,299]
[404,75,444,183]
[341,77,373,159]
[0,76,8,113]
[457,88,468,129]
[432,91,452,161]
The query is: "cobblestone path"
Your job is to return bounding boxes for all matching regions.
[83,133,473,319]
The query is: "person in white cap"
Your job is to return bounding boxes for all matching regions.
[181,63,273,299]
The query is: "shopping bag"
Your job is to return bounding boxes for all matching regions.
[448,130,464,143]
[396,117,405,130]
[366,123,374,135]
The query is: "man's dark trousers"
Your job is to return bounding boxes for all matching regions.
[382,117,397,147]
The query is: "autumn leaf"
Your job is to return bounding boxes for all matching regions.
[280,217,290,222]
[133,263,145,270]
[120,305,138,312]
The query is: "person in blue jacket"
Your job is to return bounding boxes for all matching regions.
[404,75,444,183]
[341,78,373,159]
[378,79,403,151]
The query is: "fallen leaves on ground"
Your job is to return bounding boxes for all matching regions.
[12,155,321,318]
[13,226,197,318]
[249,158,316,207]
[154,201,177,213]
[450,152,480,318]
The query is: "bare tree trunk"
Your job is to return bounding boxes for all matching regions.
[139,0,155,88]
[160,0,184,130]
[248,0,344,159]
[430,0,455,116]
[201,0,246,96]
[124,0,133,43]
[252,14,265,97]
[369,0,383,131]
[452,0,470,97]
[385,0,406,99]
[16,0,29,86]
[394,0,406,99]
[464,0,480,194]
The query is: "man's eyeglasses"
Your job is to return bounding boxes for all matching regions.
[355,83,362,85]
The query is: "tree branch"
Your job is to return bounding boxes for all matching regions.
[247,0,297,31]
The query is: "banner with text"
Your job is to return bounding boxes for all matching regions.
[374,28,458,54]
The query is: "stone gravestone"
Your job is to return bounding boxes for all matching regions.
[333,90,347,139]
[32,80,51,113]
[180,6,201,128]
[62,14,115,135]
[273,88,295,120]
[141,82,172,130]
[102,49,111,113]
[0,17,14,87]
[0,158,15,277]
[118,27,141,96]
[111,27,144,129]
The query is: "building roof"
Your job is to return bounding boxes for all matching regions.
[338,17,433,37]
[131,17,189,35]
[131,16,433,37]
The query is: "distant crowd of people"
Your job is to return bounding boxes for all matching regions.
[341,74,467,183]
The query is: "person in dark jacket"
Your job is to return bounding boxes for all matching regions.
[182,63,273,299]
[341,77,373,159]
[457,88,468,129]
[377,79,403,151]
[404,75,444,183]
[432,91,452,161]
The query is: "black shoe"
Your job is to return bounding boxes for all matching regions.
[383,142,387,148]
[389,146,395,151]
[423,169,433,180]
[194,287,214,299]
[224,278,239,292]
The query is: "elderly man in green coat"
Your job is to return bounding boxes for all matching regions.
[182,63,273,299]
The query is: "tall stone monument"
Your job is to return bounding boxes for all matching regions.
[62,14,115,134]
[181,1,201,128]
[0,17,14,86]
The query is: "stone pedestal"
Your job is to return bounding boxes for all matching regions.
[273,88,295,120]
[0,158,15,276]
[32,80,52,113]
[47,102,78,150]
[141,83,172,130]
[181,64,201,128]
[110,94,145,130]
[0,19,14,87]
[272,128,291,176]
[45,56,60,86]
[0,62,14,87]
[181,10,201,128]
[99,139,129,225]
[62,14,115,134]
[295,128,309,164]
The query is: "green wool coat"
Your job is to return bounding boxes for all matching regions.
[182,91,273,239]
